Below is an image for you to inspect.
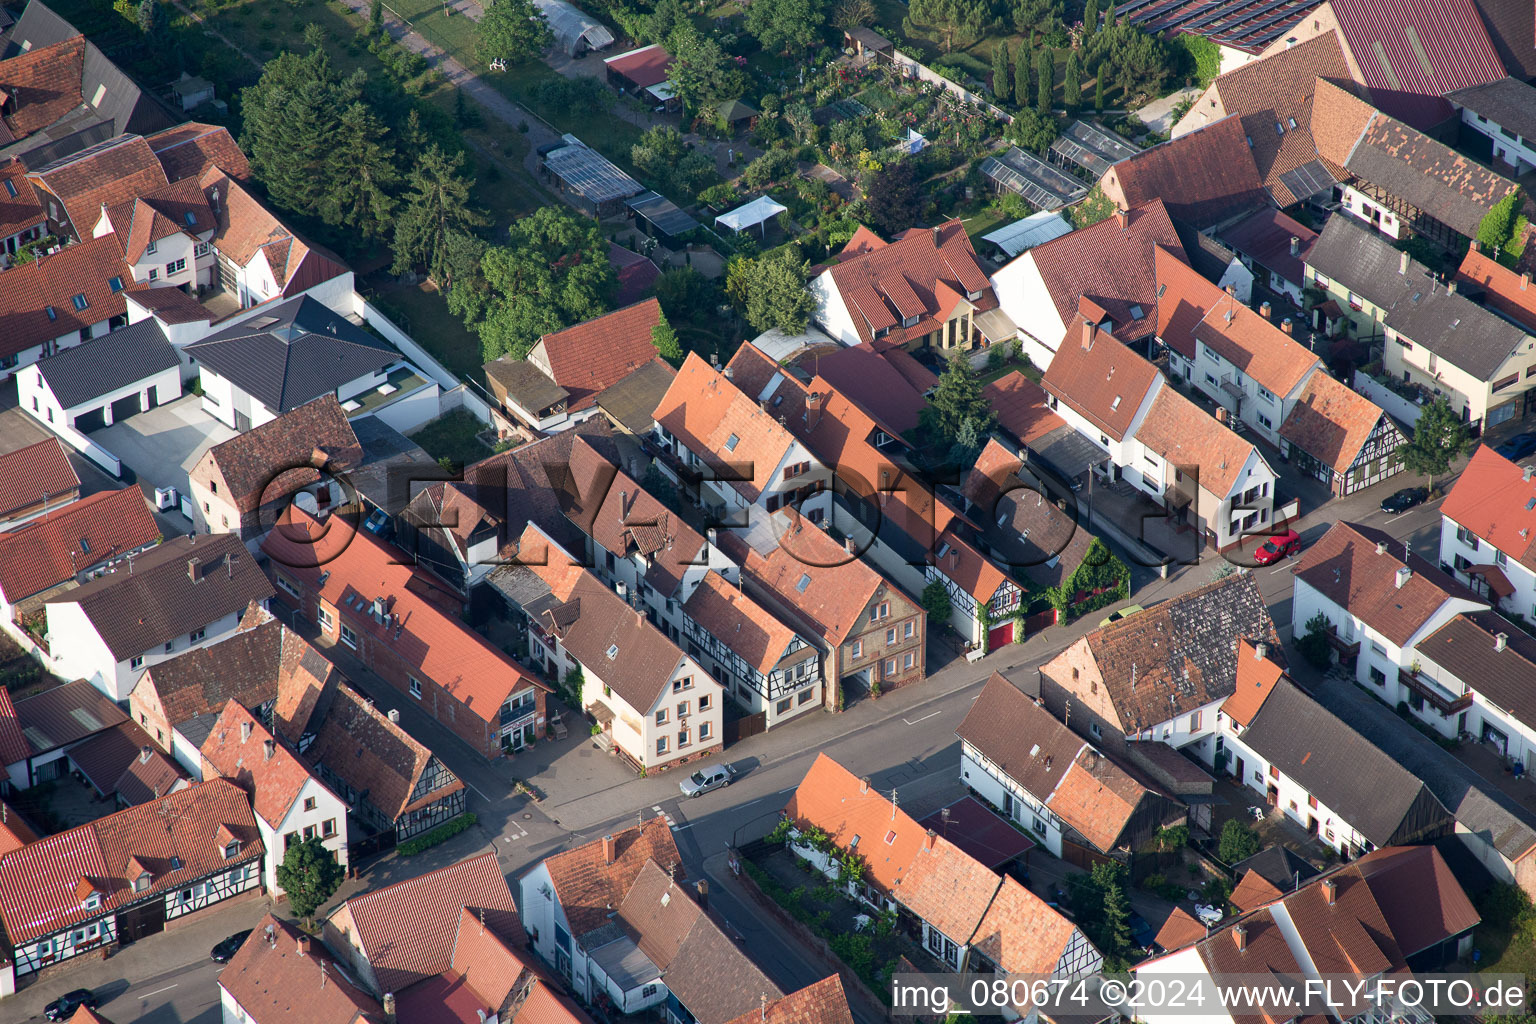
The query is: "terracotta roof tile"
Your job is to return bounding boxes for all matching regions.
[0,35,86,139]
[1347,114,1518,238]
[195,395,363,517]
[30,134,169,237]
[810,342,930,436]
[1223,639,1285,727]
[721,978,854,1024]
[0,486,158,604]
[1192,908,1308,1024]
[743,510,887,647]
[783,753,926,895]
[1442,445,1536,570]
[0,233,135,357]
[543,817,683,938]
[0,437,76,520]
[682,571,798,674]
[197,168,347,289]
[1100,116,1265,228]
[1309,78,1378,167]
[1354,844,1480,957]
[1219,208,1319,286]
[822,220,994,346]
[262,509,546,722]
[450,906,533,1009]
[1457,246,1536,332]
[66,719,183,801]
[970,877,1084,1014]
[1135,385,1261,498]
[603,44,673,89]
[145,122,250,183]
[1294,521,1482,646]
[533,299,664,411]
[512,981,594,1024]
[200,701,326,826]
[1229,868,1284,912]
[982,373,1065,446]
[0,159,45,238]
[1277,371,1391,476]
[0,800,38,856]
[893,833,1001,943]
[1153,907,1207,952]
[222,914,383,1024]
[342,851,521,995]
[0,778,261,945]
[1040,325,1161,442]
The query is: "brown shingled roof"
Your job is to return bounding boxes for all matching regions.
[146,122,251,183]
[1100,115,1265,228]
[1040,325,1161,443]
[892,832,1001,943]
[1134,385,1260,499]
[0,233,136,358]
[1277,371,1392,476]
[0,437,77,521]
[29,135,169,238]
[742,510,886,648]
[682,571,798,675]
[195,395,363,517]
[0,486,159,605]
[0,35,86,139]
[200,701,326,827]
[1309,78,1378,167]
[543,816,683,938]
[221,914,383,1024]
[721,978,854,1024]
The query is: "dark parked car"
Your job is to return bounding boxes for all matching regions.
[1129,912,1155,950]
[44,989,98,1021]
[1252,529,1302,566]
[211,929,253,963]
[1495,434,1536,461]
[1380,487,1428,514]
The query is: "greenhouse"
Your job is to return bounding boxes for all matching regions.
[533,0,615,56]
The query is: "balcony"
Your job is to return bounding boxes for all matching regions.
[1323,622,1361,656]
[1398,666,1472,715]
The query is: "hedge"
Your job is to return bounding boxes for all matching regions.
[398,812,477,856]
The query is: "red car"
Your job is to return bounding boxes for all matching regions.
[1252,529,1302,565]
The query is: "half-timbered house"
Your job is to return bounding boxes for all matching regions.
[0,779,262,977]
[924,529,1022,655]
[1279,373,1408,495]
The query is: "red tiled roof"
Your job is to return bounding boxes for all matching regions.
[29,135,169,237]
[1219,207,1319,286]
[1223,639,1285,727]
[894,832,1002,943]
[983,372,1066,446]
[0,234,135,357]
[1100,116,1265,228]
[1135,385,1260,498]
[145,122,251,183]
[0,159,45,238]
[1024,199,1183,344]
[196,395,363,516]
[0,689,31,766]
[682,571,798,675]
[543,816,683,937]
[200,701,324,827]
[970,875,1081,982]
[1230,868,1284,912]
[1040,324,1161,442]
[0,801,38,857]
[125,285,211,325]
[1457,246,1536,332]
[512,981,594,1024]
[822,220,995,347]
[1441,444,1536,572]
[1354,844,1480,957]
[0,486,158,604]
[810,342,930,436]
[743,510,887,647]
[1294,521,1482,646]
[1329,0,1505,128]
[0,437,77,520]
[0,36,86,140]
[221,914,383,1024]
[603,44,673,89]
[1153,907,1207,952]
[721,977,854,1024]
[262,508,547,724]
[343,851,521,995]
[932,526,1008,603]
[198,168,348,290]
[784,753,926,895]
[1278,370,1392,475]
[450,905,532,1009]
[107,176,215,263]
[1309,77,1379,166]
[609,242,659,307]
[534,299,664,411]
[0,779,261,945]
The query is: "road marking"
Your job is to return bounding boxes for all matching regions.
[464,778,491,802]
[1269,564,1291,575]
[672,822,694,831]
[140,984,178,998]
[902,710,942,726]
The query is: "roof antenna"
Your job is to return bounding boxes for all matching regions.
[480,907,486,934]
[761,994,768,1021]
[890,789,898,819]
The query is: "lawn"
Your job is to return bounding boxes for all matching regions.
[373,283,489,385]
[963,207,1012,246]
[979,357,1039,385]
[409,408,492,471]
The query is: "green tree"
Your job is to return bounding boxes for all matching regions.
[1070,183,1115,228]
[392,145,487,287]
[1218,819,1261,864]
[241,50,360,222]
[920,580,953,624]
[1006,107,1059,153]
[668,25,747,116]
[992,40,1011,101]
[862,162,921,236]
[476,0,552,63]
[1094,70,1106,110]
[904,0,986,52]
[1083,0,1098,33]
[276,835,345,922]
[1476,189,1524,256]
[369,0,383,30]
[1063,49,1081,110]
[746,0,828,55]
[1014,40,1032,108]
[1036,48,1053,114]
[136,0,163,34]
[831,0,875,29]
[1296,611,1333,670]
[1401,397,1471,492]
[1103,0,1115,25]
[648,266,722,330]
[925,353,996,442]
[322,101,399,241]
[647,0,688,43]
[725,251,814,334]
[632,126,719,201]
[742,147,798,189]
[455,206,616,360]
[651,314,685,365]
[1101,876,1132,957]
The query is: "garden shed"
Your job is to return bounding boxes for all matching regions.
[715,195,787,236]
[626,190,700,246]
[533,0,615,56]
[980,210,1073,259]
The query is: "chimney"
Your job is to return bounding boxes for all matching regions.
[806,392,823,431]
[388,708,400,723]
[1395,566,1412,589]
[845,535,857,555]
[187,557,202,582]
[1233,924,1247,952]
[240,720,253,742]
[1322,878,1337,905]
[139,745,153,764]
[1081,319,1095,350]
[695,879,709,907]
[860,776,870,794]
[1114,207,1128,229]
[603,834,617,865]
[384,993,397,1022]
[1447,279,1458,296]
[1522,273,1530,291]
[1376,540,1386,555]
[1496,632,1509,652]
[924,828,936,851]
[1281,318,1293,335]
[477,1011,487,1024]
[1399,251,1410,275]
[1525,465,1534,482]
[1260,300,1272,319]
[1471,239,1480,253]
[1289,235,1300,256]
[1254,641,1268,660]
[263,739,276,762]
[1225,284,1237,297]
[932,224,942,246]
[297,935,311,957]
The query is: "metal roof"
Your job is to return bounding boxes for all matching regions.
[544,142,643,204]
[1049,119,1139,176]
[980,210,1073,257]
[626,190,699,236]
[980,147,1087,210]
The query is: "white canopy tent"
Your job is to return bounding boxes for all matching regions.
[715,195,788,236]
[533,0,615,56]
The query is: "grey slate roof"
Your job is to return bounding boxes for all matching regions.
[1418,610,1536,731]
[1447,78,1536,152]
[1230,846,1319,891]
[185,295,398,414]
[594,358,675,434]
[485,357,569,413]
[1240,677,1450,847]
[35,319,178,409]
[1307,215,1529,379]
[348,416,439,517]
[13,678,127,756]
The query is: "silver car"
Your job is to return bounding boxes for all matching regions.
[679,763,736,798]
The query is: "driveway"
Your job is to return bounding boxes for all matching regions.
[92,394,235,514]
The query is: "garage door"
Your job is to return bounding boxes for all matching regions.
[988,620,1015,649]
[110,394,139,423]
[73,406,106,432]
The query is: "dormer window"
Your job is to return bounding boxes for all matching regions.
[966,290,982,302]
[83,892,100,910]
[3,180,15,198]
[133,872,151,892]
[146,240,157,255]
[902,314,918,328]
[223,840,241,859]
[184,212,197,226]
[71,294,88,311]
[45,306,56,321]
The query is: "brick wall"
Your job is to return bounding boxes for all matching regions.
[1039,638,1126,752]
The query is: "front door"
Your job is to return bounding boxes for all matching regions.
[116,900,166,944]
[1266,785,1278,807]
[1234,756,1245,783]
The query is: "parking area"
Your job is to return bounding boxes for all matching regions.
[92,394,235,515]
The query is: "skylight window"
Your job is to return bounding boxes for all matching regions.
[3,180,15,198]
[1527,498,1536,511]
[1288,118,1297,129]
[1275,122,1285,135]
[184,212,197,226]
[884,830,897,844]
[724,433,740,451]
[80,538,91,555]
[108,276,123,293]
[90,84,106,108]
[606,643,619,659]
[1110,396,1121,411]
[45,306,56,321]
[795,574,812,593]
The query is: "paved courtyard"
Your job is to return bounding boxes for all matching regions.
[92,394,235,519]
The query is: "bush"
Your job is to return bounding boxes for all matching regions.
[1217,818,1261,864]
[398,812,478,855]
[1296,612,1333,670]
[920,580,953,623]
